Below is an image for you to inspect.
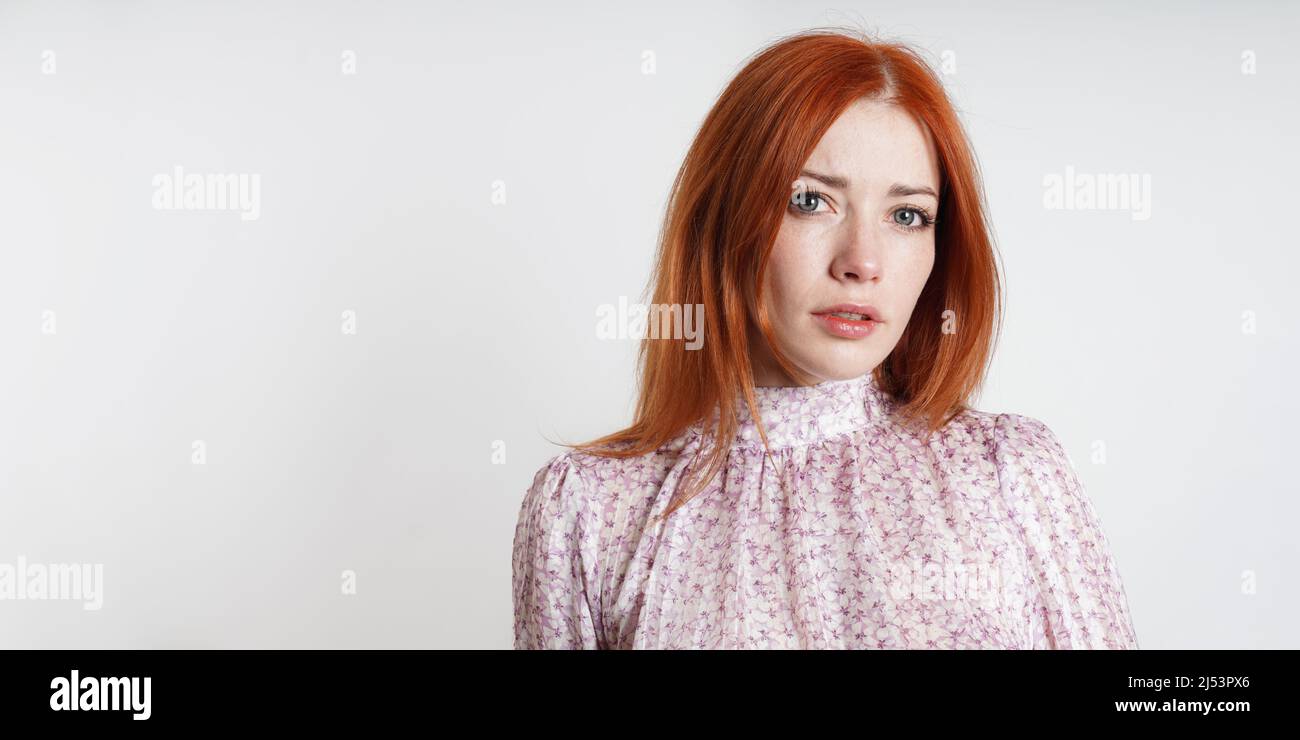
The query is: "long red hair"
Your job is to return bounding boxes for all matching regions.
[573,27,1002,519]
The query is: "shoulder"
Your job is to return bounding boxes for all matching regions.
[993,411,1062,444]
[520,450,599,523]
[513,451,611,649]
[513,451,608,588]
[972,412,1109,559]
[525,438,690,504]
[526,449,592,497]
[518,444,668,523]
[938,407,1070,460]
[990,412,1078,475]
[976,412,1100,536]
[934,408,1083,502]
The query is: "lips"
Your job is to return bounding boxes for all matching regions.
[811,303,882,323]
[811,305,880,340]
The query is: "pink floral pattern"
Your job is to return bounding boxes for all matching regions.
[512,372,1139,649]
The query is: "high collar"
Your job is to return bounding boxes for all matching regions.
[693,371,893,450]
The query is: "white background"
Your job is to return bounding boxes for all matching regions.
[0,0,1296,648]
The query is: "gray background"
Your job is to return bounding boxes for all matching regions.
[0,0,1295,648]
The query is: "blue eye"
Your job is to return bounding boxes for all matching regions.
[787,189,937,232]
[789,188,829,214]
[892,206,936,232]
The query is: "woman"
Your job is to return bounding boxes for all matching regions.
[512,27,1139,649]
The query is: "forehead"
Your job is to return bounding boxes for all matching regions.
[803,98,940,191]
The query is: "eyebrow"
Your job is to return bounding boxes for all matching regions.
[798,169,938,200]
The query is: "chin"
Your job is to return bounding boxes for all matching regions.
[820,364,876,381]
[772,329,884,384]
[791,354,879,384]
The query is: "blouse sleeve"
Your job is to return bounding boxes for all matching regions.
[511,452,603,649]
[994,413,1140,649]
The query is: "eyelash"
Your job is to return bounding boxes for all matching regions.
[788,189,937,233]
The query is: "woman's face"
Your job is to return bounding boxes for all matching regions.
[751,97,941,386]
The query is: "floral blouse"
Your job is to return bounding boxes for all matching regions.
[512,371,1139,649]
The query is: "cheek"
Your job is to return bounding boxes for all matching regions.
[765,235,815,322]
[901,240,936,298]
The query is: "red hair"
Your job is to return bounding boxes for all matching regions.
[572,27,1003,518]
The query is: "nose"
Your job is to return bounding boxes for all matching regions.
[829,216,883,283]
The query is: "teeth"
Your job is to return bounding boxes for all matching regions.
[830,312,869,321]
